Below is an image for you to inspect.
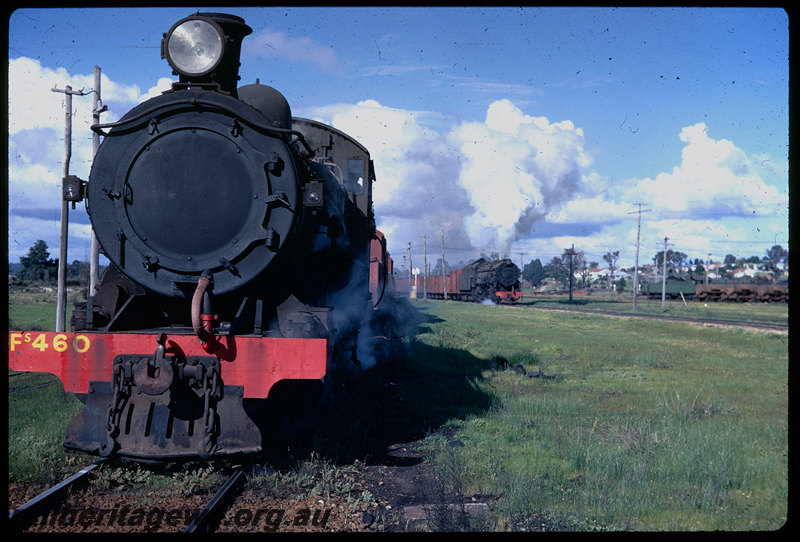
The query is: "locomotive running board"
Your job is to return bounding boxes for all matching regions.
[64,354,262,460]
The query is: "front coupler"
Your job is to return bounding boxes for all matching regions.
[64,337,261,460]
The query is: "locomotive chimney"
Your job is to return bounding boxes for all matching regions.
[162,12,252,96]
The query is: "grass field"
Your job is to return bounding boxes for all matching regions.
[8,284,84,331]
[520,289,788,325]
[410,299,788,531]
[7,287,789,530]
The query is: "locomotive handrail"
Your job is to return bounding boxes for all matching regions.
[90,94,315,156]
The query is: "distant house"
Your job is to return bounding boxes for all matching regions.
[732,264,757,279]
[587,267,630,280]
[588,268,611,282]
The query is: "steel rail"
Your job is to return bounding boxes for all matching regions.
[9,459,106,531]
[9,381,59,396]
[184,460,253,533]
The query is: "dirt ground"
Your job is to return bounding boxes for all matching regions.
[9,425,468,533]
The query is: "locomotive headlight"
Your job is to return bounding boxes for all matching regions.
[164,17,225,77]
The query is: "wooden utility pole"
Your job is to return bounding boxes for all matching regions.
[407,242,412,299]
[421,235,428,300]
[661,236,669,311]
[565,244,575,302]
[52,84,87,332]
[628,203,651,311]
[441,230,447,300]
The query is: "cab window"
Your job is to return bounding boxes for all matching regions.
[346,159,364,194]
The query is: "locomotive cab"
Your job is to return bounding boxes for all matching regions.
[290,117,377,219]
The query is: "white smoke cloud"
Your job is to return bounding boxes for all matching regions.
[304,99,476,252]
[305,98,786,269]
[447,99,591,252]
[307,98,592,260]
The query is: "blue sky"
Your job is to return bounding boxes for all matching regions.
[8,7,789,272]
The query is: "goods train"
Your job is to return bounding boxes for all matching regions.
[642,279,788,303]
[9,12,394,460]
[395,258,523,303]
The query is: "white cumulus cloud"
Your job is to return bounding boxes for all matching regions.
[622,123,786,217]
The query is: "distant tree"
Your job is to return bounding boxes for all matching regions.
[615,277,626,292]
[693,261,705,276]
[603,250,619,289]
[544,256,568,287]
[765,245,788,279]
[575,252,591,287]
[522,258,545,287]
[18,240,58,283]
[562,248,586,287]
[653,249,688,275]
[723,254,737,267]
[67,260,90,286]
[766,244,788,266]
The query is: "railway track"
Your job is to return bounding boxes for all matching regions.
[9,459,107,531]
[8,371,61,395]
[524,305,788,333]
[9,459,252,534]
[184,462,251,533]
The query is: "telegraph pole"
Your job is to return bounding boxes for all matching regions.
[407,242,412,298]
[661,236,669,311]
[441,230,447,300]
[628,203,651,311]
[407,243,412,282]
[52,84,88,332]
[421,235,428,301]
[565,244,575,302]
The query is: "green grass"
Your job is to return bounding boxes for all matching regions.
[8,285,94,481]
[520,289,788,325]
[412,299,787,531]
[8,284,84,331]
[8,375,92,483]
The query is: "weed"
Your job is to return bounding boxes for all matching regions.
[172,464,222,497]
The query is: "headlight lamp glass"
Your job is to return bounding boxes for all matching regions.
[166,18,224,76]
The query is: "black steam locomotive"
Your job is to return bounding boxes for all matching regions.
[395,258,523,303]
[9,12,393,460]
